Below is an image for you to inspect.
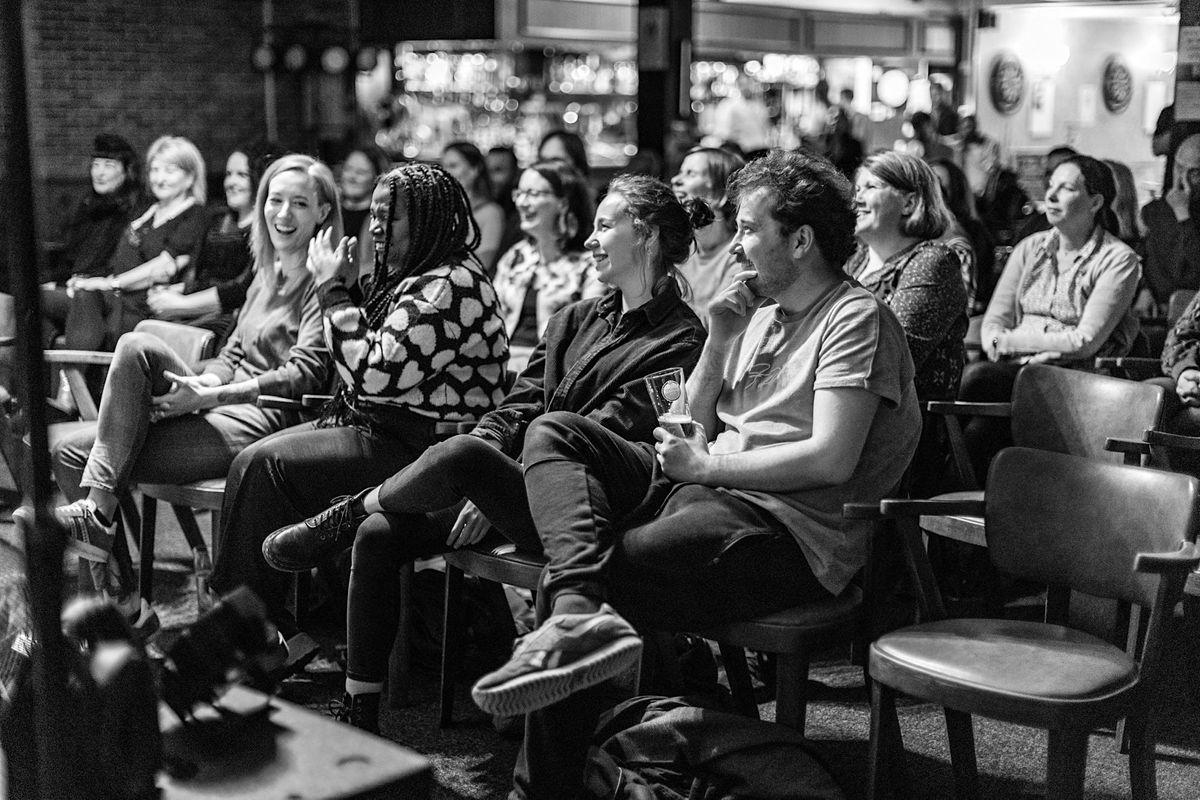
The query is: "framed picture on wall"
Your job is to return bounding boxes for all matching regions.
[1029,77,1055,138]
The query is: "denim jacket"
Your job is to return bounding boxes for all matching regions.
[471,281,706,457]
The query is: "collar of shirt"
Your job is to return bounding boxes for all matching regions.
[594,279,684,327]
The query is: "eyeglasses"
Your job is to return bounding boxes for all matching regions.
[514,188,556,201]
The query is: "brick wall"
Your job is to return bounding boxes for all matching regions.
[14,0,354,241]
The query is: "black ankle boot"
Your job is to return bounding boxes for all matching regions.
[331,692,380,734]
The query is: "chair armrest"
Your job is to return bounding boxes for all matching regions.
[300,394,333,409]
[1145,429,1200,451]
[43,349,115,367]
[434,420,476,438]
[925,400,1013,418]
[880,498,987,518]
[1135,542,1200,574]
[842,502,886,520]
[1105,437,1151,457]
[0,336,13,347]
[257,395,303,411]
[1095,357,1160,370]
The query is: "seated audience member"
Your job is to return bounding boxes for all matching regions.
[1154,290,1200,472]
[896,111,953,163]
[147,142,276,338]
[963,154,1141,477]
[493,159,598,371]
[847,151,967,403]
[41,133,145,347]
[817,105,864,179]
[538,130,591,180]
[1011,145,1078,243]
[207,163,510,664]
[47,154,339,608]
[443,141,505,272]
[260,174,709,733]
[469,150,920,799]
[930,157,997,312]
[1105,158,1141,250]
[336,145,390,285]
[1137,134,1200,316]
[671,146,745,326]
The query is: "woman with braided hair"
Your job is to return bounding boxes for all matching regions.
[209,162,509,667]
[261,173,708,732]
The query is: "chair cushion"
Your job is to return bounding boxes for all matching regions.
[695,586,863,652]
[920,490,985,547]
[139,478,226,510]
[872,618,1137,701]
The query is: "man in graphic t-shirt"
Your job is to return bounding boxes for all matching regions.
[471,150,922,800]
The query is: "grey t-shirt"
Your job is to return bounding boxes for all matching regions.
[711,281,921,595]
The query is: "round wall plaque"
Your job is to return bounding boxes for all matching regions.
[1102,56,1133,114]
[989,52,1025,116]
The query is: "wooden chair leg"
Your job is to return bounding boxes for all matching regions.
[718,643,759,720]
[439,563,466,727]
[868,680,906,800]
[387,562,415,709]
[773,652,810,733]
[170,503,207,553]
[944,708,979,800]
[1046,729,1089,800]
[138,495,158,604]
[1125,716,1158,800]
[209,508,221,563]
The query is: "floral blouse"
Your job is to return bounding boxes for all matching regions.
[492,239,601,342]
[847,240,968,401]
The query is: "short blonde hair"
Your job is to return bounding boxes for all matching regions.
[145,135,206,205]
[858,150,953,240]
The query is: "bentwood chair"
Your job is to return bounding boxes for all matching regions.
[864,448,1200,800]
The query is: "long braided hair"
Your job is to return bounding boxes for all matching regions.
[362,162,481,328]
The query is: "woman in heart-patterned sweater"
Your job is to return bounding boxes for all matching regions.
[209,163,509,651]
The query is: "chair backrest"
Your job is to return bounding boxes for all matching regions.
[986,447,1200,608]
[1010,364,1165,460]
[132,320,215,370]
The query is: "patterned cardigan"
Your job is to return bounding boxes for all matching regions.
[492,239,601,340]
[317,258,510,422]
[847,240,968,401]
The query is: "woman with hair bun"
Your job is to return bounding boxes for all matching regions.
[260,172,708,734]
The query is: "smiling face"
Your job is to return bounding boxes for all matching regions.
[340,151,378,206]
[853,169,909,241]
[586,192,643,288]
[148,155,194,204]
[369,181,411,274]
[514,169,565,242]
[263,169,327,256]
[1044,162,1100,230]
[730,188,797,299]
[671,152,714,204]
[223,151,253,214]
[90,157,127,196]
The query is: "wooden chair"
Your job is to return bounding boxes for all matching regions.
[921,364,1166,552]
[1097,288,1197,380]
[863,447,1200,800]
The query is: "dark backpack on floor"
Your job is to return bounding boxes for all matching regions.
[583,695,846,800]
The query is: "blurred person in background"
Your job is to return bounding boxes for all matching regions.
[443,141,505,272]
[952,114,1002,203]
[670,146,745,326]
[538,130,591,180]
[1137,134,1200,316]
[930,157,996,313]
[337,145,390,285]
[488,145,524,261]
[493,159,598,372]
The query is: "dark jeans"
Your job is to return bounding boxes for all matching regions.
[210,414,438,638]
[512,412,831,800]
[957,359,1022,483]
[346,434,542,683]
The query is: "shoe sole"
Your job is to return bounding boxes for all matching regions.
[471,635,642,717]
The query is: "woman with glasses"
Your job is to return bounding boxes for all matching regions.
[492,158,599,370]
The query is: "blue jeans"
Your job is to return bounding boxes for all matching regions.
[210,411,438,638]
[511,412,831,800]
[52,331,284,501]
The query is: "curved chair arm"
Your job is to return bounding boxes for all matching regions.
[1145,429,1200,451]
[256,395,303,412]
[43,349,116,367]
[1105,436,1152,465]
[880,498,987,518]
[1135,541,1200,575]
[925,400,1013,418]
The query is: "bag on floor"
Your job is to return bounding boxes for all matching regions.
[583,695,846,800]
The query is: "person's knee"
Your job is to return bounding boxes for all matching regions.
[424,433,496,474]
[522,411,586,465]
[112,331,164,372]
